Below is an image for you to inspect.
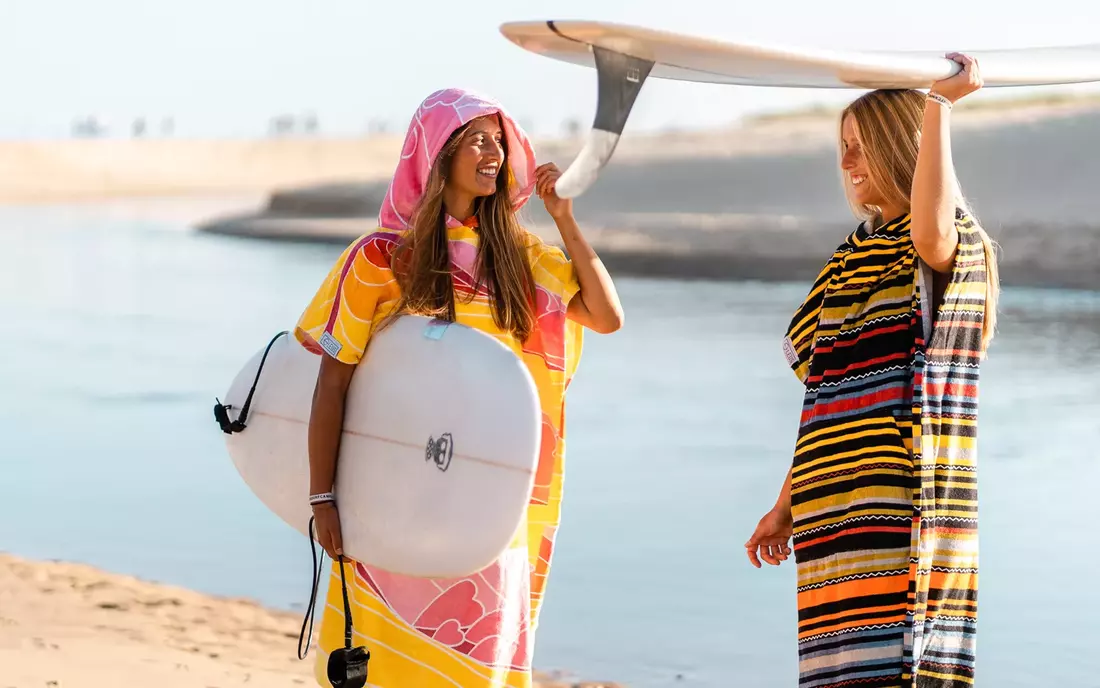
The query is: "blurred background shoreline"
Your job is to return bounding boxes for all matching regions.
[3,94,1097,291]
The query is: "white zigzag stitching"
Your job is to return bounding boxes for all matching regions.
[798,622,907,643]
[797,569,910,592]
[798,515,910,537]
[805,358,982,391]
[911,614,978,624]
[913,567,980,575]
[814,312,912,342]
[807,364,911,391]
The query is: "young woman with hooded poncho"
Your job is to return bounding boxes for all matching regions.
[295,88,623,687]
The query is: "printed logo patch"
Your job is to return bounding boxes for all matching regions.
[425,433,454,472]
[319,331,343,358]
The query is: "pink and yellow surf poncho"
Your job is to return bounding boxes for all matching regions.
[293,88,584,687]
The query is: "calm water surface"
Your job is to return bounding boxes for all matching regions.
[1,204,1097,687]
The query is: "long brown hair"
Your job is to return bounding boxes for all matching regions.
[385,120,538,341]
[839,89,999,354]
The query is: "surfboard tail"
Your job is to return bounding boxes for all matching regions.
[555,42,654,198]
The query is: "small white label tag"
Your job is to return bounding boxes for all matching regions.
[782,336,799,367]
[319,331,343,358]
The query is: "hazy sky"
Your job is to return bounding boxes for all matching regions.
[3,0,1098,139]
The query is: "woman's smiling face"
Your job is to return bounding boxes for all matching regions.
[840,113,882,209]
[447,114,506,200]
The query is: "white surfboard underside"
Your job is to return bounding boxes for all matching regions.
[502,20,1100,198]
[502,20,1100,88]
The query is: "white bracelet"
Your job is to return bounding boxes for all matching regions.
[309,492,335,505]
[927,92,953,110]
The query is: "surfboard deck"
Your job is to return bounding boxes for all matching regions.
[217,316,542,579]
[500,20,1100,197]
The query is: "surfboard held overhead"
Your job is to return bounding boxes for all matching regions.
[501,19,1100,196]
[502,20,1100,89]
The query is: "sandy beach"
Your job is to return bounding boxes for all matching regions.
[0,553,619,688]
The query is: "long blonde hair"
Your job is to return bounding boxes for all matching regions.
[839,89,999,354]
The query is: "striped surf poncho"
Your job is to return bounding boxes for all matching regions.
[782,210,988,687]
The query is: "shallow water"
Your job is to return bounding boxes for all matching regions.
[1,206,1097,687]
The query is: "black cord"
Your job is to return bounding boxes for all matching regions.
[297,515,357,658]
[214,330,287,434]
[297,515,326,660]
[338,552,355,650]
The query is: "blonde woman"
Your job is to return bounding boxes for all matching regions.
[745,54,999,687]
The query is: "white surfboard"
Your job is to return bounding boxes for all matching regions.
[216,316,542,579]
[500,20,1100,197]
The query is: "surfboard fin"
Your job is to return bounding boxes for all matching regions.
[555,43,654,198]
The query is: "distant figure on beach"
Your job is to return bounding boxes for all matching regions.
[744,54,999,687]
[294,87,623,687]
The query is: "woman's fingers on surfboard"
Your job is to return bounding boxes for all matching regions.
[535,162,562,198]
[313,502,344,558]
[534,163,547,196]
[953,51,982,84]
[936,51,983,102]
[329,519,344,558]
